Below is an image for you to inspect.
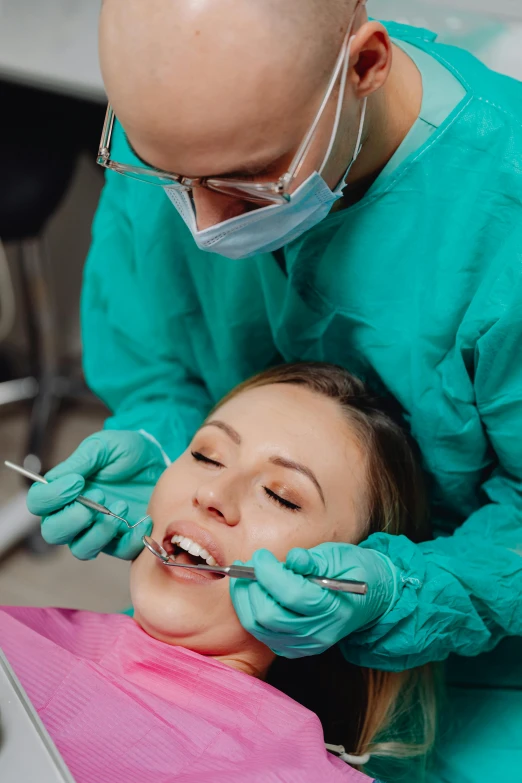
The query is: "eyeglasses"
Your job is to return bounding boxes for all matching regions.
[96,2,363,205]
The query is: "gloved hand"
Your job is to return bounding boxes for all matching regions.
[26,430,168,560]
[230,543,400,658]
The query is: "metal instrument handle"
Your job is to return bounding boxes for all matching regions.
[4,461,110,516]
[308,576,367,595]
[226,565,257,580]
[227,564,368,595]
[75,495,111,514]
[5,461,46,485]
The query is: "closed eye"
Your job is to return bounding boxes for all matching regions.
[264,487,301,511]
[191,451,224,468]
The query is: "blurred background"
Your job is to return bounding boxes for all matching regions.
[0,0,521,612]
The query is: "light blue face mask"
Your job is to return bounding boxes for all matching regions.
[164,35,367,261]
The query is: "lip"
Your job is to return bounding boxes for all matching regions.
[163,520,226,567]
[159,556,223,585]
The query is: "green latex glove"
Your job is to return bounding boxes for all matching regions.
[26,430,168,560]
[230,543,400,658]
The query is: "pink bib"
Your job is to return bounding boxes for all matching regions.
[0,607,374,783]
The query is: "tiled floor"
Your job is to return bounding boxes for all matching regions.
[0,404,131,612]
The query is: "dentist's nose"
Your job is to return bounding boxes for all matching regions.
[193,474,240,526]
[192,187,251,230]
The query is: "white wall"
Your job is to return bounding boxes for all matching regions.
[372,0,522,81]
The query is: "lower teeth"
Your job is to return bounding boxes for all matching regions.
[174,546,207,566]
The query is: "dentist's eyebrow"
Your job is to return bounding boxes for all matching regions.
[200,420,241,444]
[269,457,326,507]
[125,132,277,179]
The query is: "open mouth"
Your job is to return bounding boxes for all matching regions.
[162,533,225,580]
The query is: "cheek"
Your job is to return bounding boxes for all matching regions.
[148,459,193,516]
[240,511,363,564]
[129,548,154,602]
[240,512,331,561]
[327,515,367,545]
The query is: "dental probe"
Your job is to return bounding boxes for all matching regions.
[4,461,150,529]
[143,535,368,595]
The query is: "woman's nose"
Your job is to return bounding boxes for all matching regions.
[192,187,249,230]
[193,476,240,526]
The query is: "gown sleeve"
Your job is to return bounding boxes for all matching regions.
[81,148,212,461]
[341,237,522,671]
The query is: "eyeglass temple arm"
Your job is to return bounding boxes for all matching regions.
[98,104,116,161]
[318,36,353,175]
[286,24,355,184]
[286,0,367,185]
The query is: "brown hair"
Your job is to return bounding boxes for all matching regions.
[215,362,436,766]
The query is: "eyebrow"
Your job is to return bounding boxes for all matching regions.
[199,420,326,506]
[269,457,326,507]
[200,420,241,444]
[125,132,276,179]
[217,159,277,178]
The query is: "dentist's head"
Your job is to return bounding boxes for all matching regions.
[98,0,402,257]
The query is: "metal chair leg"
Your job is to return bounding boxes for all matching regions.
[0,377,38,407]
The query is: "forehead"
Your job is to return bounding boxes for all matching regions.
[100,3,331,176]
[212,384,365,478]
[111,75,319,178]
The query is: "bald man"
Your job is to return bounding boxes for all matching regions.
[28,2,522,781]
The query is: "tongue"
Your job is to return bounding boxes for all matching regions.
[175,550,223,579]
[176,550,202,566]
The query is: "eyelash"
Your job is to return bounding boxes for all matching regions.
[191,451,222,467]
[263,487,301,512]
[191,451,301,511]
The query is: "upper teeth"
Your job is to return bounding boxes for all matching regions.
[171,535,218,566]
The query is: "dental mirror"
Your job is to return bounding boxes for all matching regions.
[142,535,171,562]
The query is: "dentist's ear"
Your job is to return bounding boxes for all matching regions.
[349,22,393,99]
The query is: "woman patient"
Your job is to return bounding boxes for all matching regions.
[0,363,435,783]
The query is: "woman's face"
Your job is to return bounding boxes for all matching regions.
[131,383,368,660]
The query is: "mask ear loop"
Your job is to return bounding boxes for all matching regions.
[352,95,367,162]
[319,34,354,175]
[318,34,368,181]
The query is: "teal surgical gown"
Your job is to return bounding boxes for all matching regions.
[82,22,522,783]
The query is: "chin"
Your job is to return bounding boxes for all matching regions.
[129,548,246,655]
[130,557,203,643]
[133,600,249,657]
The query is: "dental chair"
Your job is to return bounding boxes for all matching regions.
[0,649,75,782]
[0,79,103,557]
